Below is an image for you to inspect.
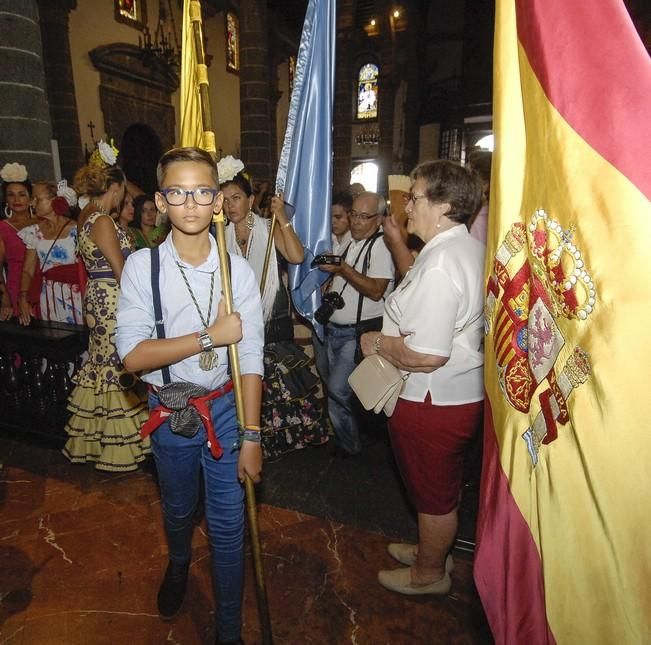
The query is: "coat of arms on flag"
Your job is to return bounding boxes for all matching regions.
[484,209,594,465]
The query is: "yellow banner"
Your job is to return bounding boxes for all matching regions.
[179,0,204,148]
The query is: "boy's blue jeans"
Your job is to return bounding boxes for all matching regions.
[149,389,244,643]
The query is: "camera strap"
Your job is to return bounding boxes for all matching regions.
[329,232,380,299]
[354,232,383,326]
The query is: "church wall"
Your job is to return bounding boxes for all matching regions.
[68,2,154,152]
[66,2,257,168]
[202,12,241,159]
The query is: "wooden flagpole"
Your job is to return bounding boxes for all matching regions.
[187,2,273,642]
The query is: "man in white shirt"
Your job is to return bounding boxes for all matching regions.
[315,191,395,456]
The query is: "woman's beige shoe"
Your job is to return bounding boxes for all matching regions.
[377,566,452,596]
[387,543,454,573]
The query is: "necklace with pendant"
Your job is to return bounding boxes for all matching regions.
[235,227,251,258]
[176,262,218,371]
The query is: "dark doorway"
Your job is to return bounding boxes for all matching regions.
[119,124,163,194]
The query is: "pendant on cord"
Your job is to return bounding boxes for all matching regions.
[199,349,218,371]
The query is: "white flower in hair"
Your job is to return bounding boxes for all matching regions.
[97,139,117,166]
[0,162,28,183]
[217,155,244,183]
[57,179,78,207]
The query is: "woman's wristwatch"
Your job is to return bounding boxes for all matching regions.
[374,334,382,354]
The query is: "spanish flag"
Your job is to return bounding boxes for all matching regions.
[475,1,651,643]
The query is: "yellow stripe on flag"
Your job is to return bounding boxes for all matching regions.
[481,1,651,640]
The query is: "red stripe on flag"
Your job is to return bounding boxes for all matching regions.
[474,395,556,645]
[515,0,651,199]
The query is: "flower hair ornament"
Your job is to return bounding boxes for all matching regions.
[51,196,71,217]
[88,138,119,169]
[0,162,29,184]
[217,155,248,183]
[57,179,77,208]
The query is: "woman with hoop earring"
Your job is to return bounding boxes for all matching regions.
[219,157,330,459]
[0,163,35,320]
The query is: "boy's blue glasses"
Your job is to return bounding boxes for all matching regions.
[160,188,218,206]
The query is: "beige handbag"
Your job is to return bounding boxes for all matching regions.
[348,354,409,417]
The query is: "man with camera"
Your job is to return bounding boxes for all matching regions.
[315,191,395,456]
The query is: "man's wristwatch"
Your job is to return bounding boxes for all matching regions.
[196,329,215,352]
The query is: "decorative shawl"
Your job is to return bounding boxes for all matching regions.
[225,212,279,322]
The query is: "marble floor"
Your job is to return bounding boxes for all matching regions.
[0,437,492,645]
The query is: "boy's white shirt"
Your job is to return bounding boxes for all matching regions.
[116,233,265,389]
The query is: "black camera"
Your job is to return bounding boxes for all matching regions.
[314,291,345,325]
[311,253,342,268]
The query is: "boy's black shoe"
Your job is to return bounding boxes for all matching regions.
[157,560,189,619]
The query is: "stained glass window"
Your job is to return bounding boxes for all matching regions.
[356,63,379,120]
[226,12,240,73]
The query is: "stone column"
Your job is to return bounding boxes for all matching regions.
[239,0,273,182]
[401,3,425,173]
[36,0,83,182]
[0,0,54,180]
[332,0,355,191]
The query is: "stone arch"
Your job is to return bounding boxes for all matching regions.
[89,42,178,190]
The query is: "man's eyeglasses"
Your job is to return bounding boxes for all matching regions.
[405,193,427,205]
[160,188,219,206]
[350,210,379,221]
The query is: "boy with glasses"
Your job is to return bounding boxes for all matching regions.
[116,147,264,645]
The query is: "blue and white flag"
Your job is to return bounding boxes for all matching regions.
[276,0,336,338]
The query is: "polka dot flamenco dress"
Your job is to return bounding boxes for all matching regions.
[63,211,150,471]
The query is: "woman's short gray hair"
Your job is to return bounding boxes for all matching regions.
[410,160,482,224]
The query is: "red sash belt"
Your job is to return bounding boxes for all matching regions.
[142,381,234,459]
[43,263,79,284]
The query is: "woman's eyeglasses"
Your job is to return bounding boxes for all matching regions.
[405,193,427,205]
[160,188,218,206]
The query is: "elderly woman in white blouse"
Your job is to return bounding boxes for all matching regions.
[360,160,485,596]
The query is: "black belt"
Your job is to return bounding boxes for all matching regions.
[327,321,358,329]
